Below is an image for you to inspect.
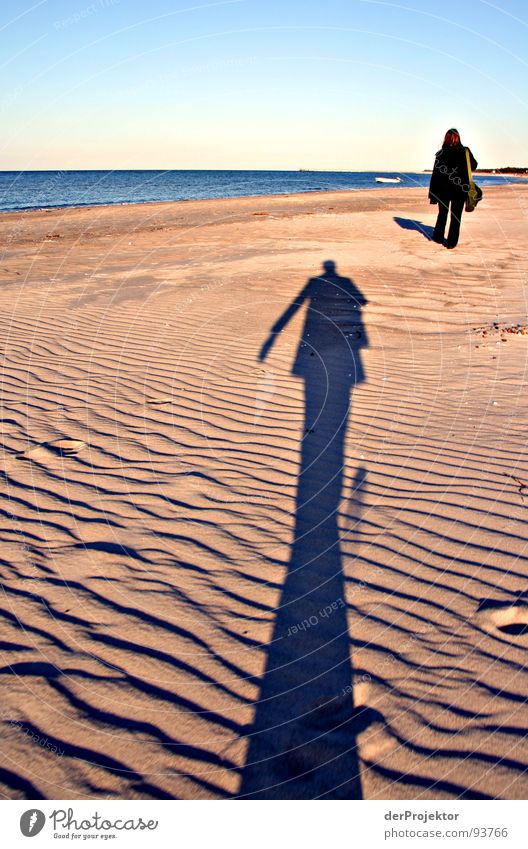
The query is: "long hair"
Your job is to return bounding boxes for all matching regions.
[443,128,461,148]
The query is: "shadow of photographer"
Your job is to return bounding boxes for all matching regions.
[240,261,370,798]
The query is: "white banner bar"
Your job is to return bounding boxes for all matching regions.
[2,800,526,848]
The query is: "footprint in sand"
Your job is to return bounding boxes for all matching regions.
[16,446,51,462]
[476,600,528,637]
[17,438,86,461]
[48,438,86,456]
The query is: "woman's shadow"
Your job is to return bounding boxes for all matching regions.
[394,216,434,240]
[240,261,371,799]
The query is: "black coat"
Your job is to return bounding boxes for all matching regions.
[429,144,477,203]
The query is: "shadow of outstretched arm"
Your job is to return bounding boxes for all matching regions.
[259,284,310,361]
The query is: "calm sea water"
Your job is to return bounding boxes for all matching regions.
[0,170,522,213]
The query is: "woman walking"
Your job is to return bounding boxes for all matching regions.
[429,128,477,249]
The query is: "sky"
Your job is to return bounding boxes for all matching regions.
[0,0,526,170]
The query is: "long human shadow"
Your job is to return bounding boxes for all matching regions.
[240,261,370,799]
[394,216,434,240]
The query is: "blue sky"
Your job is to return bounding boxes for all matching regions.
[1,0,526,170]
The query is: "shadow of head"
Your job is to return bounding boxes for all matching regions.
[322,259,336,274]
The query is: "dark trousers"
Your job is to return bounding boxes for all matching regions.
[433,196,465,247]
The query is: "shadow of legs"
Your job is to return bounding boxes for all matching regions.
[240,372,363,798]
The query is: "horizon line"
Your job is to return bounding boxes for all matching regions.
[0,167,429,173]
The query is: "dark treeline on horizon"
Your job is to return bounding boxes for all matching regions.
[476,166,528,174]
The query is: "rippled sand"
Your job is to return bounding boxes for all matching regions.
[1,185,527,799]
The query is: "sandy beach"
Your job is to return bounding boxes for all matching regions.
[1,183,527,800]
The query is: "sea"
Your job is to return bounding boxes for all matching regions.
[0,169,523,213]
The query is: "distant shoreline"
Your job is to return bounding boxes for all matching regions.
[1,182,526,233]
[1,170,526,215]
[423,168,528,176]
[475,169,528,176]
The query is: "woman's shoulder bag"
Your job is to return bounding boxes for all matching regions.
[465,147,483,212]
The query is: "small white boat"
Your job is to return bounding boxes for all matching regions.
[375,176,401,183]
